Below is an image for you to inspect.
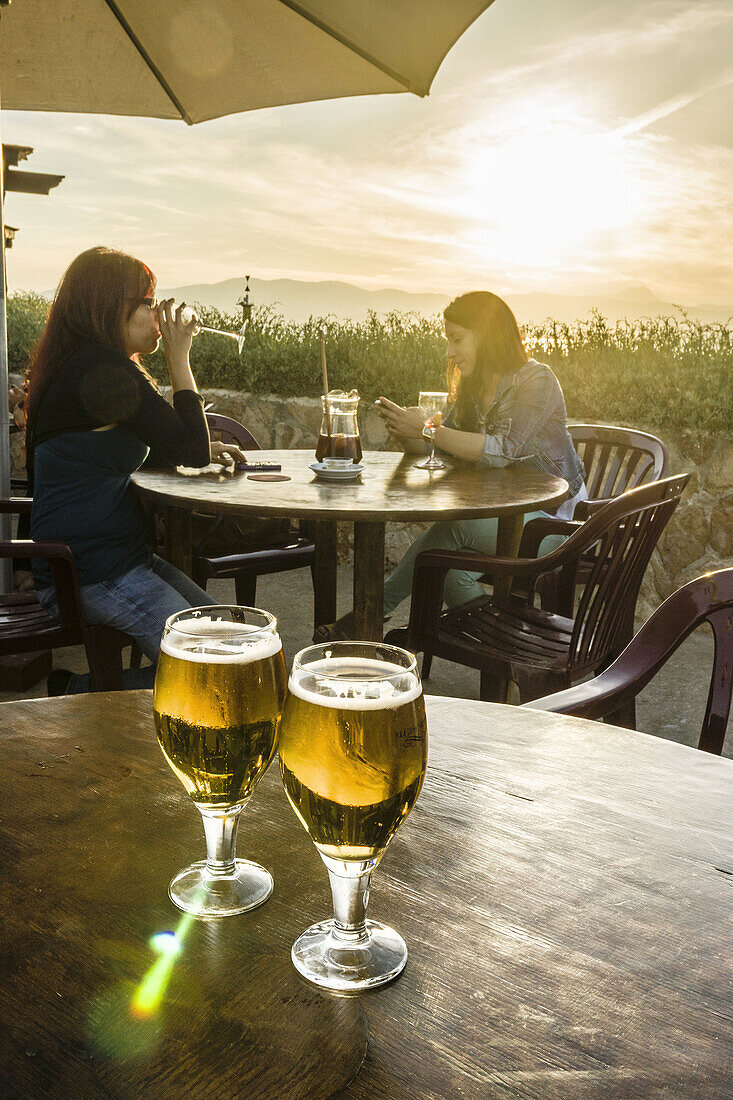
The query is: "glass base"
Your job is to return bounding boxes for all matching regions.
[291,918,407,992]
[168,859,273,918]
[415,454,447,470]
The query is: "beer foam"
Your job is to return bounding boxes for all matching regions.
[289,657,421,710]
[161,617,281,664]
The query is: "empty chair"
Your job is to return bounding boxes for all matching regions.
[395,474,689,704]
[569,423,668,518]
[524,569,733,755]
[505,423,670,617]
[0,498,134,691]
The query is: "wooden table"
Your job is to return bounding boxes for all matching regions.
[133,451,568,639]
[2,691,731,1098]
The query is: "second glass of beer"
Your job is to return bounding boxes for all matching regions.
[278,641,428,991]
[154,606,286,917]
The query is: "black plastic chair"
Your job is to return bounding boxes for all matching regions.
[569,423,668,519]
[466,423,671,631]
[190,413,316,606]
[0,499,135,691]
[394,474,689,706]
[524,569,733,755]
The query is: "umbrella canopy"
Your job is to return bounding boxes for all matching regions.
[0,0,496,588]
[1,0,495,121]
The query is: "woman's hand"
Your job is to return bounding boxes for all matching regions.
[210,439,247,467]
[157,299,196,364]
[376,396,426,440]
[157,299,198,394]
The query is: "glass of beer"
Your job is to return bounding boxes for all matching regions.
[154,606,287,917]
[278,641,427,991]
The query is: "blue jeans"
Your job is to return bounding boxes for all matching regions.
[382,512,564,615]
[37,554,216,693]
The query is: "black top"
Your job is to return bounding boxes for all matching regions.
[29,342,210,588]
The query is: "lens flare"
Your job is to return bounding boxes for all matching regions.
[130,912,196,1019]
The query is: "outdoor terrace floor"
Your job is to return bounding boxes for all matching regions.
[1,565,730,759]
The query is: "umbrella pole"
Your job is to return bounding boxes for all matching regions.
[0,89,13,591]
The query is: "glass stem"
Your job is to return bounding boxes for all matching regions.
[198,804,244,876]
[428,431,437,463]
[322,855,377,944]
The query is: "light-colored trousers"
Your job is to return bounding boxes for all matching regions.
[382,511,562,616]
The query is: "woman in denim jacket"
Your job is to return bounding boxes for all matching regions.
[316,291,586,640]
[378,289,586,616]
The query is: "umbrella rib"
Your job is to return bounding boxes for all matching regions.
[103,0,193,124]
[275,0,428,96]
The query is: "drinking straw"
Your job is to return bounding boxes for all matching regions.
[319,328,330,398]
[320,328,332,440]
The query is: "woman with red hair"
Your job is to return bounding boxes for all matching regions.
[26,246,216,694]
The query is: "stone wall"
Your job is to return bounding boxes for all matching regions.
[12,381,731,618]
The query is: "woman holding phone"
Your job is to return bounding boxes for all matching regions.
[316,290,586,641]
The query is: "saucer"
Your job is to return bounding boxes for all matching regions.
[310,462,364,482]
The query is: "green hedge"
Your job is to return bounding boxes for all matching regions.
[7,293,732,433]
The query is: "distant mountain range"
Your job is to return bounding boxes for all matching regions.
[155,276,733,325]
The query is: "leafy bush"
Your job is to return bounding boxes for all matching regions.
[5,291,49,375]
[6,293,732,433]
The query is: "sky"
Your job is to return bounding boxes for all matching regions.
[3,0,732,305]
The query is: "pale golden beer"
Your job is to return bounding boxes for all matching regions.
[154,616,286,807]
[278,656,427,861]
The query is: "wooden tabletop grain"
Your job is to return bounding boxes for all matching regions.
[132,450,569,523]
[2,691,730,1098]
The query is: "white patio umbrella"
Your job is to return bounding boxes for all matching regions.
[0,0,496,584]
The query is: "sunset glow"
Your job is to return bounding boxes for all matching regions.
[3,0,731,307]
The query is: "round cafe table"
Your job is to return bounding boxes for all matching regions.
[132,450,568,640]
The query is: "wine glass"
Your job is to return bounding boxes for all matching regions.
[415,391,449,470]
[278,641,428,991]
[180,306,250,354]
[154,606,287,917]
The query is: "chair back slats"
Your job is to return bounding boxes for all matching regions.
[570,424,668,502]
[568,475,688,672]
[206,413,261,450]
[526,570,733,755]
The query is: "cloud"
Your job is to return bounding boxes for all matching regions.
[4,1,731,305]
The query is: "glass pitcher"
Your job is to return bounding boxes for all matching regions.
[315,390,363,466]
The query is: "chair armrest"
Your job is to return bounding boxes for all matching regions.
[0,497,32,516]
[572,498,613,520]
[522,674,630,721]
[0,539,75,563]
[518,517,582,558]
[413,546,571,581]
[0,539,84,628]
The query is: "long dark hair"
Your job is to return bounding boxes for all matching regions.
[444,291,528,431]
[26,246,157,438]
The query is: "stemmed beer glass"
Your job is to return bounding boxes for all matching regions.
[415,391,449,470]
[154,606,286,917]
[278,641,428,991]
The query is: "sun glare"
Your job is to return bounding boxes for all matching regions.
[457,100,647,273]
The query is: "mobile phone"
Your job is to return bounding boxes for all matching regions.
[236,461,283,472]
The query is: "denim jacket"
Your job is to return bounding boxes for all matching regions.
[443,359,586,498]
